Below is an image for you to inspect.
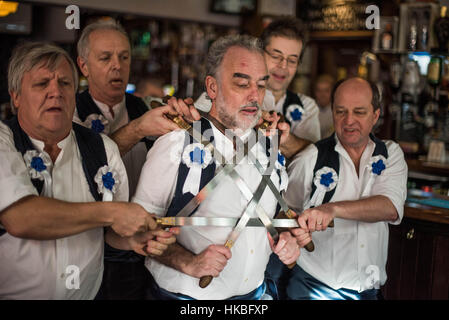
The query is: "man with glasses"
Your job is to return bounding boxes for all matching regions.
[260,17,321,143]
[196,18,320,143]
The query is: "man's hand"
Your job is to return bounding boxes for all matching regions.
[268,231,300,265]
[109,202,157,237]
[135,105,180,137]
[297,202,336,233]
[128,227,179,256]
[185,244,232,279]
[166,97,201,124]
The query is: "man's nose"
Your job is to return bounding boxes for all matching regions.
[277,57,288,69]
[343,112,355,124]
[47,79,63,98]
[247,84,261,104]
[111,54,121,70]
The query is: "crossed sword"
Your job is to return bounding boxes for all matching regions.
[150,98,327,288]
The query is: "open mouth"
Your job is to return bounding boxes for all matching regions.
[240,107,259,116]
[271,72,286,82]
[110,78,123,88]
[343,128,359,134]
[46,107,62,113]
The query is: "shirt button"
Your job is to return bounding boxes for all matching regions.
[244,278,248,282]
[250,249,254,254]
[60,273,65,279]
[360,244,365,248]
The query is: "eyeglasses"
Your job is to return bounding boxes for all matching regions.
[264,49,299,68]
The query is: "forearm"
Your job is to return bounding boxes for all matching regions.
[152,242,196,276]
[105,227,131,250]
[110,118,143,156]
[331,195,398,222]
[280,134,311,159]
[0,195,114,240]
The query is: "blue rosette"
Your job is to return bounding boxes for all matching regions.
[181,143,213,196]
[23,150,53,197]
[275,151,288,191]
[94,165,120,201]
[285,104,305,124]
[83,114,109,134]
[305,166,338,209]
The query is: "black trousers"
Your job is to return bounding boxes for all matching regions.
[95,260,154,300]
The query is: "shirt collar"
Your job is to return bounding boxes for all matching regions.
[206,119,255,161]
[92,96,126,120]
[334,134,375,165]
[29,129,75,163]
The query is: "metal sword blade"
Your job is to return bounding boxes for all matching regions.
[157,216,299,228]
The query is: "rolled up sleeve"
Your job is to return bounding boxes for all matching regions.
[0,123,37,214]
[370,141,408,225]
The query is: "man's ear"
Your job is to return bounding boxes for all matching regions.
[9,91,19,109]
[77,56,89,77]
[373,108,380,124]
[205,75,218,100]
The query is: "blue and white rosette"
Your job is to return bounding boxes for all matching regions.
[94,165,119,201]
[181,143,212,196]
[305,166,338,209]
[285,104,305,123]
[361,155,387,197]
[23,150,53,197]
[83,114,109,134]
[275,151,288,191]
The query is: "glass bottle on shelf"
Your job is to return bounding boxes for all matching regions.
[434,6,449,53]
[381,23,393,50]
[408,12,418,51]
[420,11,430,51]
[427,55,442,87]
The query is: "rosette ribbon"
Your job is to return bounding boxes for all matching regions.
[361,155,387,197]
[181,143,213,196]
[95,165,119,201]
[23,150,53,197]
[304,166,338,209]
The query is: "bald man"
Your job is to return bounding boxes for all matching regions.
[266,77,408,300]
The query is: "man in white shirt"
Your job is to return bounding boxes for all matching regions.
[133,35,310,300]
[314,74,335,139]
[0,42,176,299]
[260,17,321,143]
[267,77,408,300]
[74,19,196,299]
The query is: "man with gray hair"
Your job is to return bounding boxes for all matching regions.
[74,19,199,299]
[132,34,310,300]
[0,41,177,299]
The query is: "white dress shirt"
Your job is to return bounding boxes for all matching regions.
[0,121,128,299]
[195,90,321,143]
[73,95,148,198]
[132,121,282,299]
[285,135,407,292]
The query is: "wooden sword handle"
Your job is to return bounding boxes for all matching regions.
[199,239,234,288]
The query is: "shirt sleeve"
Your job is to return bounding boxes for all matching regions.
[0,122,38,214]
[370,140,408,225]
[291,94,321,143]
[131,129,185,216]
[284,144,318,213]
[101,133,129,202]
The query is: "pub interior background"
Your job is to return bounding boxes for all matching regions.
[0,0,448,300]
